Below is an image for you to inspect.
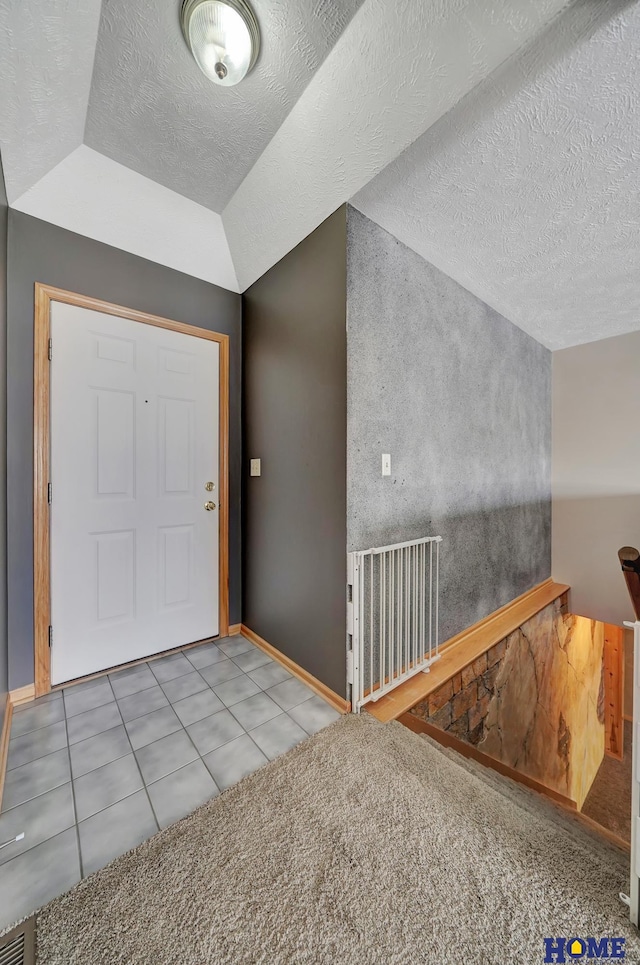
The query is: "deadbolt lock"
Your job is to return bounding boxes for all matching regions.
[204,501,216,511]
[205,481,215,492]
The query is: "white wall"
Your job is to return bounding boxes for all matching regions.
[552,331,640,626]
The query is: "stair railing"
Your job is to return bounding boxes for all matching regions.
[347,535,442,713]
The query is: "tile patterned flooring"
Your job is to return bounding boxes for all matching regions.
[0,635,340,930]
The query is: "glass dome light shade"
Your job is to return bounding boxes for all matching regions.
[181,0,260,87]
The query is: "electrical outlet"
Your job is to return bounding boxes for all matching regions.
[250,458,261,477]
[382,453,391,476]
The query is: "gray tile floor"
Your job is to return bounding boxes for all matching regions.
[0,636,340,930]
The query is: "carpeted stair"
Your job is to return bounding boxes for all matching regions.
[420,733,630,862]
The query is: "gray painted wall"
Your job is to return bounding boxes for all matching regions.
[0,155,7,722]
[347,207,551,643]
[7,212,242,690]
[243,208,347,698]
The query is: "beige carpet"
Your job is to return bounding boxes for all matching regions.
[583,720,632,842]
[36,714,639,965]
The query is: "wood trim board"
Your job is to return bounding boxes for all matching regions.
[241,625,350,714]
[9,684,36,706]
[366,579,570,723]
[0,694,13,812]
[33,283,231,697]
[604,624,624,760]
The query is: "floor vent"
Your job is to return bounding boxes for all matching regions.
[0,917,36,965]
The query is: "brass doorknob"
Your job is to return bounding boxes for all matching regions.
[204,501,216,511]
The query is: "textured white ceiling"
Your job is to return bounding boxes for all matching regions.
[12,146,238,291]
[84,0,366,212]
[353,0,640,350]
[0,0,102,202]
[224,0,573,290]
[9,0,627,319]
[1,0,571,295]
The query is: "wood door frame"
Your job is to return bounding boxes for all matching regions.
[603,623,624,760]
[34,283,231,697]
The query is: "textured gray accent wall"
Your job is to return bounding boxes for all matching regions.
[243,208,347,697]
[0,155,7,722]
[347,207,551,643]
[7,212,242,689]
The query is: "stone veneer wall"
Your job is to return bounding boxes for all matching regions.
[411,639,507,746]
[410,597,605,808]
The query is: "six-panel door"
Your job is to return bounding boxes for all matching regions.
[50,302,219,685]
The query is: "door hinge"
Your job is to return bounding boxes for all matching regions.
[346,649,354,686]
[47,483,52,504]
[48,625,53,649]
[48,338,52,361]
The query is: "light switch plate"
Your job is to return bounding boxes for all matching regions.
[250,458,261,477]
[382,453,391,476]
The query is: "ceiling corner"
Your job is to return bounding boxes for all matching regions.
[0,0,102,202]
[12,147,240,294]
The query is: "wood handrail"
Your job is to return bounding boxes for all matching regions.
[619,546,640,621]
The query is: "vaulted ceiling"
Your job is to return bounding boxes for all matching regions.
[85,0,366,212]
[1,0,637,351]
[0,0,572,293]
[353,0,640,350]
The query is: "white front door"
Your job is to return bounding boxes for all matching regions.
[50,302,219,685]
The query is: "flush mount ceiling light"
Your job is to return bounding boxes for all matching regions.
[181,0,260,87]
